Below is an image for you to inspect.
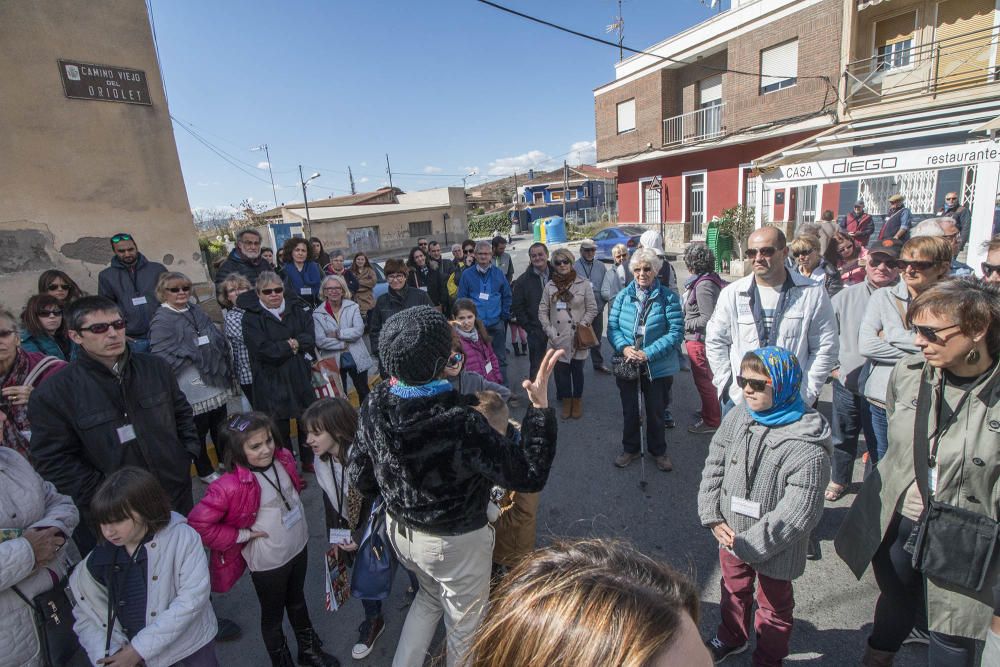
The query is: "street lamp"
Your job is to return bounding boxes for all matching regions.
[299,165,321,240]
[251,144,279,209]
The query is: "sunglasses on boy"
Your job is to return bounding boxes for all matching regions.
[981,262,1000,277]
[736,376,772,392]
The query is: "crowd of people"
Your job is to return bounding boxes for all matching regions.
[0,190,998,667]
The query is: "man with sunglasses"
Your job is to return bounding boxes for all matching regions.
[982,235,1000,285]
[936,191,971,249]
[706,226,838,411]
[97,232,166,354]
[910,216,974,277]
[27,296,200,553]
[214,228,268,287]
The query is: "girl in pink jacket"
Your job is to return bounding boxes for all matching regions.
[453,298,503,384]
[188,412,337,667]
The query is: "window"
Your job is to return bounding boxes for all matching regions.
[408,221,432,237]
[642,179,661,225]
[874,12,915,71]
[593,230,610,241]
[616,98,636,133]
[551,190,564,202]
[533,191,544,204]
[760,40,798,94]
[699,74,723,108]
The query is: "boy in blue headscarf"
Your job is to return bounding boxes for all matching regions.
[697,346,832,664]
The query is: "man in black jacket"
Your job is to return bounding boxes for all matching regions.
[96,233,166,354]
[214,229,268,286]
[28,296,199,553]
[511,242,552,380]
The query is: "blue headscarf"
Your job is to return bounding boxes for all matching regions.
[747,346,806,426]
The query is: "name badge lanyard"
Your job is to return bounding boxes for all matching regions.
[104,542,146,657]
[742,427,770,499]
[259,462,293,512]
[749,274,794,347]
[924,374,975,496]
[479,272,492,299]
[330,459,346,521]
[181,309,205,340]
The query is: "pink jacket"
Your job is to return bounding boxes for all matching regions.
[459,334,503,384]
[187,448,302,593]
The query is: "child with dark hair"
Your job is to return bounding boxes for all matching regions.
[69,467,218,666]
[188,412,337,667]
[452,298,503,384]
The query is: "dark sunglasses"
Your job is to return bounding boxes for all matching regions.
[913,323,961,344]
[736,375,772,392]
[46,283,70,291]
[0,329,16,338]
[945,197,958,201]
[894,259,936,271]
[77,319,126,334]
[745,247,778,259]
[227,415,255,432]
[260,287,284,295]
[553,259,571,266]
[792,249,815,258]
[982,262,1000,277]
[39,309,63,318]
[165,285,191,293]
[446,352,464,368]
[110,233,133,244]
[463,249,475,255]
[867,256,896,268]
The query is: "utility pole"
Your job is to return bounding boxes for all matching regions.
[348,166,356,195]
[385,153,393,190]
[299,165,320,241]
[512,170,519,232]
[562,160,568,220]
[251,144,279,209]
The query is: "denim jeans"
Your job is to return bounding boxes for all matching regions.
[485,321,508,386]
[830,382,876,486]
[868,403,890,464]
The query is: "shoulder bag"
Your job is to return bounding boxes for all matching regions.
[350,497,397,601]
[573,322,598,350]
[12,577,81,667]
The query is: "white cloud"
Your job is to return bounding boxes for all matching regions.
[566,140,597,166]
[256,161,270,170]
[359,176,370,183]
[485,140,597,177]
[423,165,443,174]
[360,161,368,167]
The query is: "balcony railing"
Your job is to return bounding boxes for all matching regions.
[844,25,999,108]
[662,103,726,148]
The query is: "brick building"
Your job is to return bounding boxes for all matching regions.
[594,0,845,247]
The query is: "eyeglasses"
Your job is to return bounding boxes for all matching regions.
[77,319,127,334]
[323,286,343,292]
[241,240,262,247]
[895,259,936,272]
[792,249,815,258]
[913,323,961,344]
[446,352,464,368]
[981,262,1000,277]
[260,287,284,295]
[633,266,654,274]
[227,415,254,432]
[0,329,16,339]
[110,233,133,244]
[165,285,191,293]
[867,256,896,268]
[39,309,63,318]
[553,259,570,266]
[736,375,772,392]
[387,273,406,280]
[745,247,778,259]
[46,283,70,292]
[945,197,958,201]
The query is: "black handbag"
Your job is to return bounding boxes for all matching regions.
[611,353,641,381]
[12,577,81,667]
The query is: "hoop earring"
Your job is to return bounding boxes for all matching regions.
[966,347,981,365]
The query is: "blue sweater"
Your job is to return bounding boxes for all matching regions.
[20,331,73,361]
[282,261,323,302]
[608,281,684,379]
[457,265,511,326]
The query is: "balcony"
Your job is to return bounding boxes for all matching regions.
[844,25,999,109]
[662,103,726,148]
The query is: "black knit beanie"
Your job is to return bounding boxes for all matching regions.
[380,305,453,384]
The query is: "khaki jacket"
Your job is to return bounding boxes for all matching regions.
[538,275,598,362]
[835,353,1000,640]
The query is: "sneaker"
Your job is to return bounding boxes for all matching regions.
[688,420,717,434]
[705,637,748,663]
[351,617,385,660]
[614,452,641,468]
[199,472,222,484]
[663,410,676,428]
[654,455,674,472]
[902,627,930,646]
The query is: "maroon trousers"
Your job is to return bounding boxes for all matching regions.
[717,548,795,667]
[685,340,721,427]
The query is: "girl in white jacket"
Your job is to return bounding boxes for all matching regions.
[69,467,217,667]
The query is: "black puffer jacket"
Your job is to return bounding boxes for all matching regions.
[28,350,198,518]
[239,292,316,419]
[97,254,166,338]
[368,287,432,364]
[215,249,268,286]
[348,384,558,535]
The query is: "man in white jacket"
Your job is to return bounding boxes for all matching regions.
[706,226,838,408]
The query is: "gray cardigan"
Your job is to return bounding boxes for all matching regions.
[698,406,831,581]
[831,278,894,394]
[858,280,918,404]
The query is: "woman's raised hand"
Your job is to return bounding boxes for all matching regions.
[522,348,564,409]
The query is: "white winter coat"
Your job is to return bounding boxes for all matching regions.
[313,299,375,373]
[705,270,839,406]
[69,513,216,667]
[0,448,79,667]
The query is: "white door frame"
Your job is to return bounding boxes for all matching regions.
[682,169,709,235]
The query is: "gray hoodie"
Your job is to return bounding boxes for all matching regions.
[698,406,831,581]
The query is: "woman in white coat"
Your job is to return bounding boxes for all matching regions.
[0,447,79,667]
[314,274,375,404]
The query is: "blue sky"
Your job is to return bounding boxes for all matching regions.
[152,0,727,212]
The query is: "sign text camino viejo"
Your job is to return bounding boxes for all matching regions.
[58,60,151,106]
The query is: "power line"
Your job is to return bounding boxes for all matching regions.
[172,118,279,186]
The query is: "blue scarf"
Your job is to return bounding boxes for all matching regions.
[747,346,806,426]
[388,378,453,398]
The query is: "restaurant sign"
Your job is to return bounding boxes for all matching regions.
[58,60,151,106]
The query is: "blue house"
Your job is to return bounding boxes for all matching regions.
[519,165,617,220]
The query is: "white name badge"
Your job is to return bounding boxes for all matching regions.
[196,335,211,346]
[329,528,352,544]
[131,296,148,306]
[731,496,761,519]
[485,362,494,374]
[303,352,314,362]
[300,287,312,296]
[478,292,490,301]
[737,303,752,317]
[419,285,428,292]
[282,504,303,529]
[556,301,568,311]
[929,466,938,494]
[116,424,137,444]
[638,325,646,336]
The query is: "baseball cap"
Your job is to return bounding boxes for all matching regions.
[868,238,903,259]
[580,239,597,250]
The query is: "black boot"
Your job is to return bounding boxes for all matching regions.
[295,629,340,667]
[268,641,296,667]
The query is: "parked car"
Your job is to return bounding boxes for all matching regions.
[371,260,389,300]
[592,225,647,261]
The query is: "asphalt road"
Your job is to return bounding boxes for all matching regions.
[210,235,929,666]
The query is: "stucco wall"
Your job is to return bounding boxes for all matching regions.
[0,0,204,312]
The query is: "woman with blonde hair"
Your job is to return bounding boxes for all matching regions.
[463,539,710,666]
[217,273,254,403]
[313,274,374,404]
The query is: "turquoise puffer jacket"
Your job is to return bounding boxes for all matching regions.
[608,281,683,379]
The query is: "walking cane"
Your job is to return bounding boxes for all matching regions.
[637,374,648,491]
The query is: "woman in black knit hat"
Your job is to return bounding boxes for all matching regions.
[348,305,560,667]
